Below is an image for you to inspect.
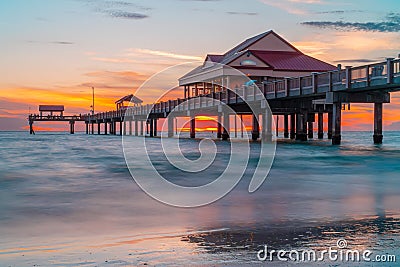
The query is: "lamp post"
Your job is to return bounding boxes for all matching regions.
[92,87,95,115]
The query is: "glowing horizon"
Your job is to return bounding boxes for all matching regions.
[1,0,400,131]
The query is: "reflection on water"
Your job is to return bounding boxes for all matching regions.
[0,131,399,266]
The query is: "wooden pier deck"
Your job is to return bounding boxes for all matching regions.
[29,58,400,145]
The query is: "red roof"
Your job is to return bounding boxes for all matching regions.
[251,50,336,72]
[207,54,224,63]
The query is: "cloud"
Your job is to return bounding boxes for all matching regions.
[301,13,400,32]
[26,40,75,45]
[51,41,75,45]
[332,58,383,64]
[315,10,363,15]
[105,10,148,19]
[258,0,325,15]
[128,48,203,61]
[77,0,150,20]
[226,12,258,16]
[84,70,148,85]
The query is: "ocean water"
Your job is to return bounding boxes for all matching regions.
[0,131,399,266]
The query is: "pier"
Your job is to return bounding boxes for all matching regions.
[78,57,399,145]
[28,31,400,145]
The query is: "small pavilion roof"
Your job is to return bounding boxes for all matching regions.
[39,105,64,112]
[115,94,143,104]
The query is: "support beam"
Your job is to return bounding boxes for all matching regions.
[290,113,296,139]
[296,113,307,141]
[234,114,237,138]
[149,119,154,137]
[284,114,289,138]
[91,122,94,135]
[129,120,132,135]
[135,120,139,136]
[308,121,314,139]
[190,116,196,138]
[85,122,88,134]
[98,122,101,135]
[140,121,144,136]
[29,121,34,135]
[104,121,108,135]
[153,119,158,137]
[70,121,75,134]
[217,114,222,139]
[240,114,244,138]
[120,121,123,136]
[123,121,127,136]
[168,116,174,138]
[327,112,333,139]
[276,115,279,137]
[251,114,260,141]
[261,109,273,142]
[318,113,324,139]
[373,103,383,144]
[222,113,230,140]
[332,103,342,145]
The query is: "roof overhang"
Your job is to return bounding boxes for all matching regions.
[179,65,245,86]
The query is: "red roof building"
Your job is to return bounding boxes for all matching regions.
[179,30,336,97]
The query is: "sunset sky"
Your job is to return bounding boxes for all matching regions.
[1,0,400,131]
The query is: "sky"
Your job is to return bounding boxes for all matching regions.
[0,0,400,131]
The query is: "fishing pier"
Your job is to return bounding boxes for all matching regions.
[28,31,400,145]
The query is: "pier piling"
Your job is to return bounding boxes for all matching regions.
[168,117,174,138]
[222,113,230,140]
[149,119,154,137]
[308,121,314,139]
[373,103,383,144]
[327,112,333,139]
[296,113,307,141]
[284,114,289,138]
[153,119,157,137]
[290,113,296,139]
[252,114,260,141]
[318,113,324,139]
[332,103,342,145]
[262,109,273,142]
[190,116,196,138]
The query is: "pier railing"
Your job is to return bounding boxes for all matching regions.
[84,58,400,122]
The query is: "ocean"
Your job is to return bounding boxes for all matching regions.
[0,131,399,266]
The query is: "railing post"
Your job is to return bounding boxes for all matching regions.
[312,72,318,94]
[263,83,267,96]
[328,71,333,92]
[387,58,394,84]
[299,77,302,95]
[285,78,290,97]
[345,66,352,89]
